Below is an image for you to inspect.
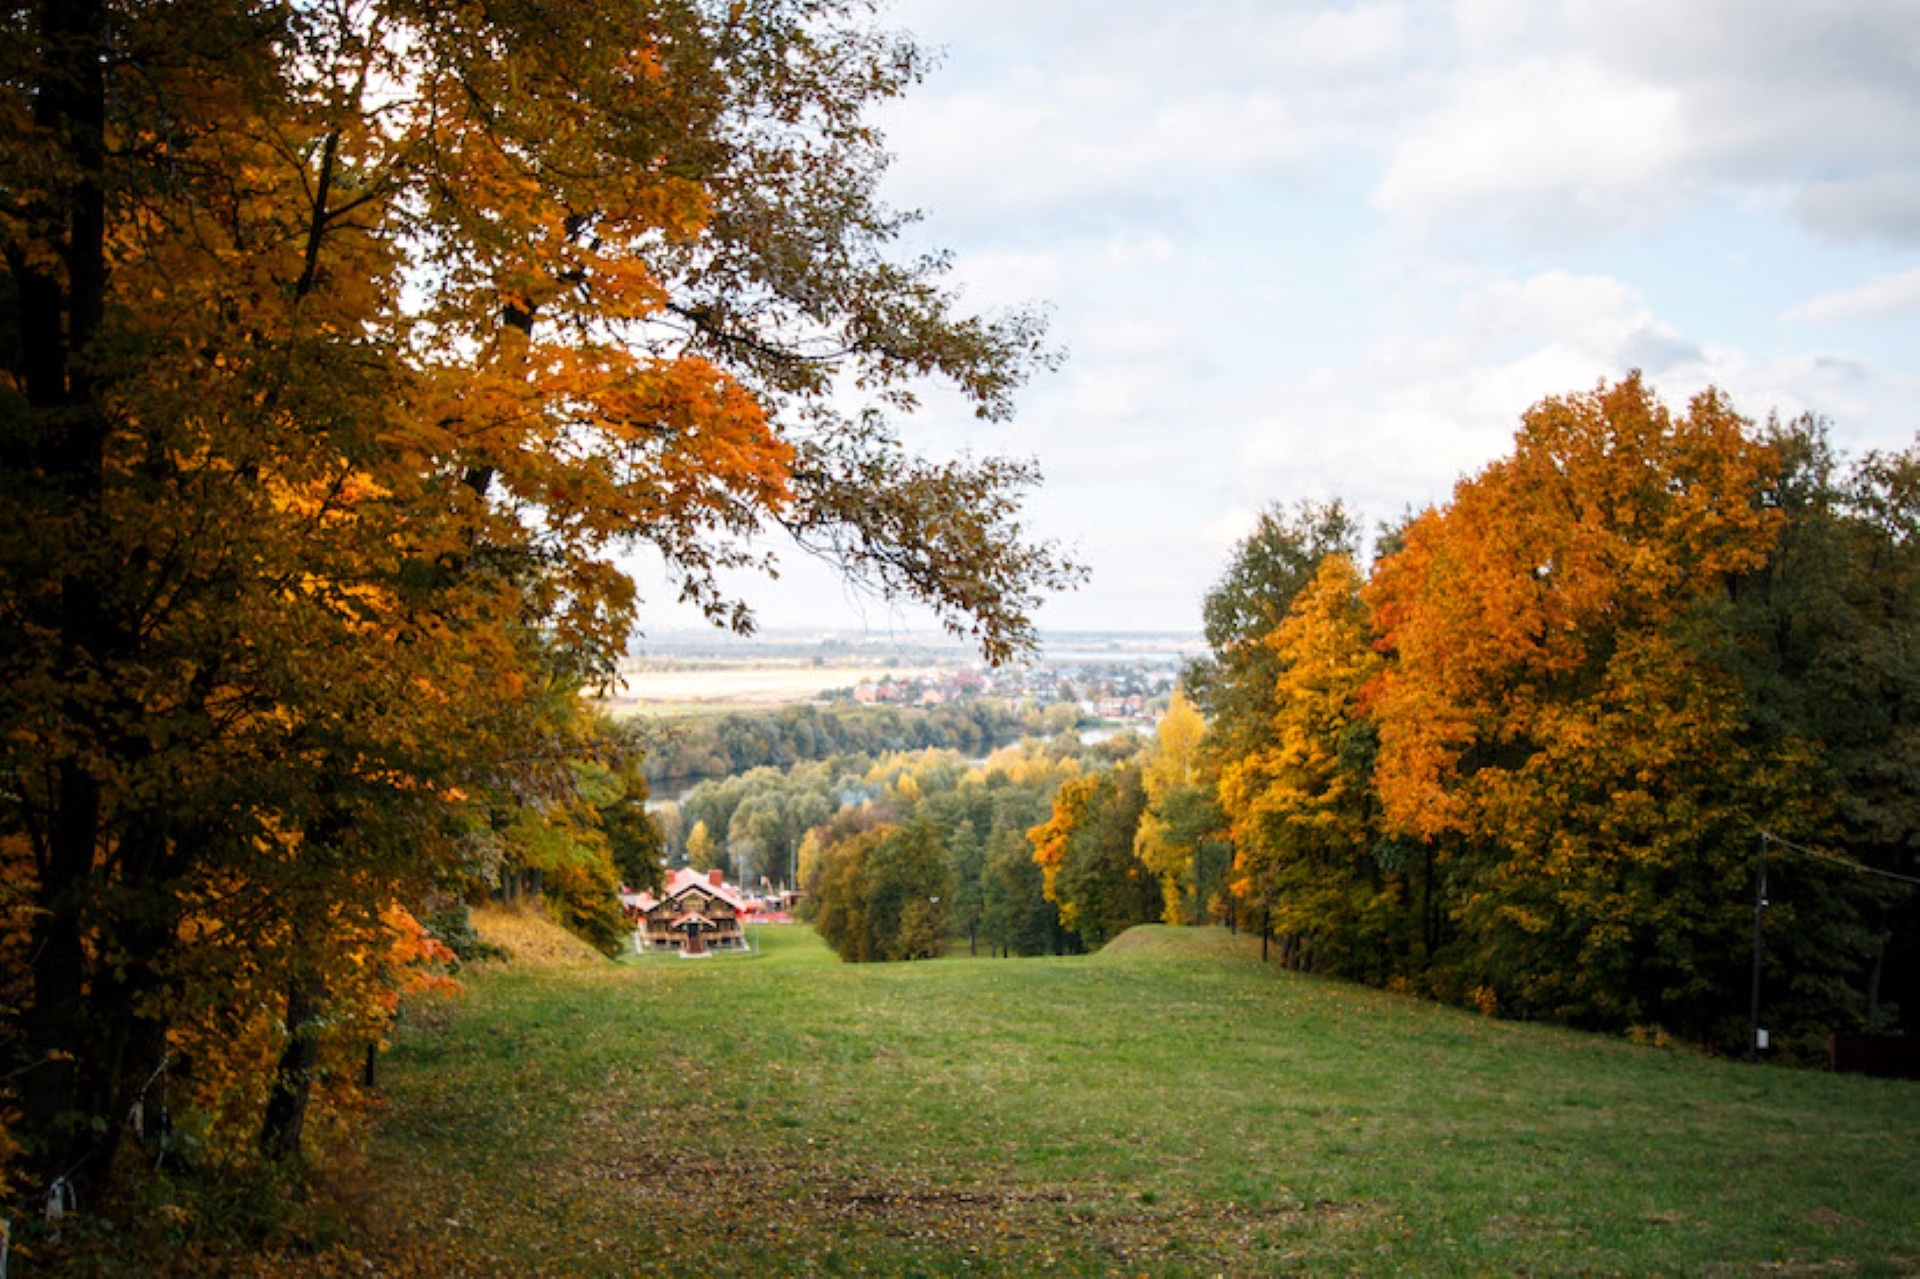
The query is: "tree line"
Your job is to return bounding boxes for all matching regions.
[801,746,1080,963]
[642,381,1912,1069]
[1035,376,1917,1058]
[630,700,1042,785]
[668,736,1153,960]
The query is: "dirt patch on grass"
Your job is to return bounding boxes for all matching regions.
[798,1175,1375,1259]
[328,1082,1385,1277]
[1800,1207,1864,1228]
[510,1124,1383,1274]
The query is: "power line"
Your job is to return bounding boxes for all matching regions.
[1759,831,1920,888]
[1747,830,1916,1062]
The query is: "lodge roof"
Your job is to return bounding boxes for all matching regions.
[621,867,750,915]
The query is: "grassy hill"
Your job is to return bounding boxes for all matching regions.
[328,924,1914,1275]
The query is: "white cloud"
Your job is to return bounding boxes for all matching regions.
[1375,0,1920,246]
[1784,266,1920,325]
[1224,270,1855,528]
[1793,174,1920,244]
[885,0,1920,253]
[662,1,1920,636]
[877,0,1436,231]
[1375,58,1688,238]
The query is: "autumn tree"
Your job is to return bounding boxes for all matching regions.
[795,795,895,901]
[1365,375,1792,1033]
[0,0,1075,1198]
[1216,554,1411,976]
[1133,690,1230,925]
[809,817,950,962]
[811,826,886,962]
[1179,378,1915,1047]
[686,821,721,872]
[1029,763,1155,948]
[586,741,669,896]
[1187,500,1360,765]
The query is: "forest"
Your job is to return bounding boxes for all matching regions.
[3,0,1915,1263]
[984,377,1918,1059]
[629,700,1041,785]
[659,731,1148,960]
[783,378,1920,1065]
[0,0,1077,1227]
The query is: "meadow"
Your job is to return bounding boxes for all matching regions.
[335,923,1915,1276]
[595,661,904,715]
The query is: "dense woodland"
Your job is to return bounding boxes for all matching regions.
[0,0,1079,1229]
[630,700,1040,785]
[666,734,1147,960]
[798,744,1082,961]
[1035,378,1916,1058]
[783,703,1222,962]
[793,378,1919,1063]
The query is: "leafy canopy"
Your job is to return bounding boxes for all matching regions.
[0,0,1076,1195]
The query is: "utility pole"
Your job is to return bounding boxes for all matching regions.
[1748,834,1769,1062]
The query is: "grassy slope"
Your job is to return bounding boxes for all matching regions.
[348,925,1917,1276]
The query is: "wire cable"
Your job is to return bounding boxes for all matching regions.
[1759,830,1920,887]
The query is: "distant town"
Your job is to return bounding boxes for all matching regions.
[836,659,1172,725]
[607,628,1206,724]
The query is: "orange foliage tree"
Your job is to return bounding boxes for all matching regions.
[1364,375,1803,1030]
[0,0,1075,1199]
[1181,378,1912,1047]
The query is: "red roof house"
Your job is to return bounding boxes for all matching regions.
[622,868,751,955]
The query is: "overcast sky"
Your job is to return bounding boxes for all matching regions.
[632,0,1920,640]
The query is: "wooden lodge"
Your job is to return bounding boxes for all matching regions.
[621,867,751,955]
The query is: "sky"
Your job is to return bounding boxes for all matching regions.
[632,0,1920,640]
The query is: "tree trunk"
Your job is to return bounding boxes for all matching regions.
[18,0,115,1196]
[260,974,327,1162]
[1421,843,1438,959]
[91,824,179,1183]
[22,766,98,1175]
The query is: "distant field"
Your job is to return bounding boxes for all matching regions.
[331,925,1917,1275]
[596,661,909,714]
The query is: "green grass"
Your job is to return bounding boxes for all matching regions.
[349,925,1918,1275]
